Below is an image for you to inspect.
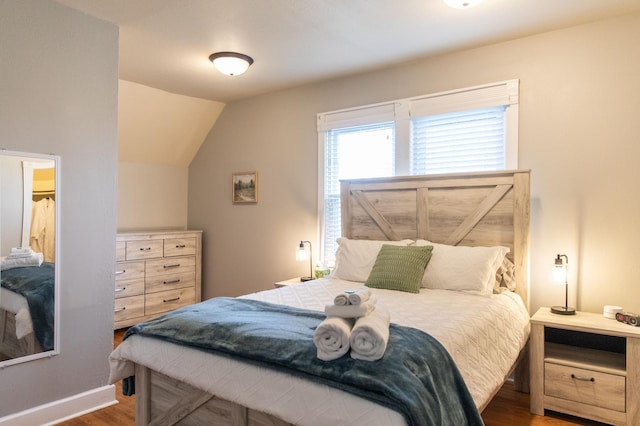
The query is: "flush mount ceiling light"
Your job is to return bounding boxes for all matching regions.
[443,0,482,8]
[208,51,254,76]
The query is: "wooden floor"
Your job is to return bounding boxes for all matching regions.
[58,330,605,426]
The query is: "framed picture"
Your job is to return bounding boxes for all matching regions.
[232,171,258,203]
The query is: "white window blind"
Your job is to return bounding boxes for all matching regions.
[323,123,395,264]
[410,106,506,175]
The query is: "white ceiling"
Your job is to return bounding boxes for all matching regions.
[54,0,640,104]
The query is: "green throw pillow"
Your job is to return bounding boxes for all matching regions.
[365,244,433,293]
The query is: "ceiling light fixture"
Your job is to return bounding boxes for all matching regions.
[443,0,482,9]
[209,51,254,76]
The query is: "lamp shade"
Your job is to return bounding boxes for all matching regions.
[551,254,575,315]
[296,243,308,261]
[296,241,313,281]
[443,0,482,8]
[553,260,567,283]
[209,52,254,76]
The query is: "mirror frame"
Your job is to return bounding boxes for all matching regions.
[0,149,60,367]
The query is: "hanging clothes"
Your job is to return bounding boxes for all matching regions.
[30,197,55,262]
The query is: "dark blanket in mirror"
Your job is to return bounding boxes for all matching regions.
[123,297,483,426]
[1,262,55,350]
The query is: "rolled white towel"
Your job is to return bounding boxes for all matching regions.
[347,287,371,305]
[324,296,377,319]
[333,292,350,306]
[0,252,44,270]
[350,308,391,361]
[313,316,354,361]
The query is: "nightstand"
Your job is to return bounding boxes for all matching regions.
[274,277,304,288]
[530,307,640,425]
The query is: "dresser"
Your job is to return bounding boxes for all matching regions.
[114,230,202,329]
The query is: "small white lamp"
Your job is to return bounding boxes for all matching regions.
[296,240,313,281]
[551,254,575,315]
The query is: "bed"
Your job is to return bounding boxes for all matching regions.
[109,169,531,426]
[0,262,55,358]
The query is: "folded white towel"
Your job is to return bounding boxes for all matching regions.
[324,296,377,319]
[313,316,354,361]
[350,307,391,361]
[11,247,34,254]
[7,247,36,259]
[347,287,372,305]
[333,292,350,306]
[0,252,44,270]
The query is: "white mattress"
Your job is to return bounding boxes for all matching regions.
[0,287,34,339]
[109,278,530,425]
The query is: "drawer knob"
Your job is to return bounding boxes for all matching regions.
[114,307,126,313]
[115,270,126,275]
[115,287,126,292]
[163,279,181,285]
[140,247,151,251]
[571,373,595,382]
[163,297,180,303]
[176,244,186,248]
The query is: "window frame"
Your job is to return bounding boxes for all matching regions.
[317,80,519,264]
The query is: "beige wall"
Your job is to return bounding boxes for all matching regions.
[118,161,189,231]
[0,0,118,418]
[189,12,640,315]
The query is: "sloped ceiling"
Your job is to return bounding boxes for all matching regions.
[118,80,224,167]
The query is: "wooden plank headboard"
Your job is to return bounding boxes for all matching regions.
[340,169,531,310]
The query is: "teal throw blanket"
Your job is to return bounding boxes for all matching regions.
[123,297,483,426]
[1,262,55,350]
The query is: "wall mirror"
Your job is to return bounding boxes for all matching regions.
[0,150,60,367]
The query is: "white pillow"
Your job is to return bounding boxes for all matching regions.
[331,237,413,282]
[415,240,509,296]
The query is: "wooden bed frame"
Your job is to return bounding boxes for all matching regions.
[132,169,531,425]
[0,308,40,359]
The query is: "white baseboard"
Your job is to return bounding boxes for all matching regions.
[0,385,117,426]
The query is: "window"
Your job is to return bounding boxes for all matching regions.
[410,106,507,175]
[323,123,395,264]
[318,80,519,264]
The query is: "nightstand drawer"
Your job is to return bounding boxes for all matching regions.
[545,362,625,412]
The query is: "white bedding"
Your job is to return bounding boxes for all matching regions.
[0,287,34,339]
[109,277,530,425]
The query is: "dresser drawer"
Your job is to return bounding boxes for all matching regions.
[145,256,195,277]
[115,241,126,262]
[115,261,144,281]
[145,287,195,316]
[114,295,145,322]
[545,362,625,412]
[164,237,197,257]
[145,271,196,294]
[126,239,163,260]
[115,278,144,298]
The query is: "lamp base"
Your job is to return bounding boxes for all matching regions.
[551,305,576,315]
[300,276,313,282]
